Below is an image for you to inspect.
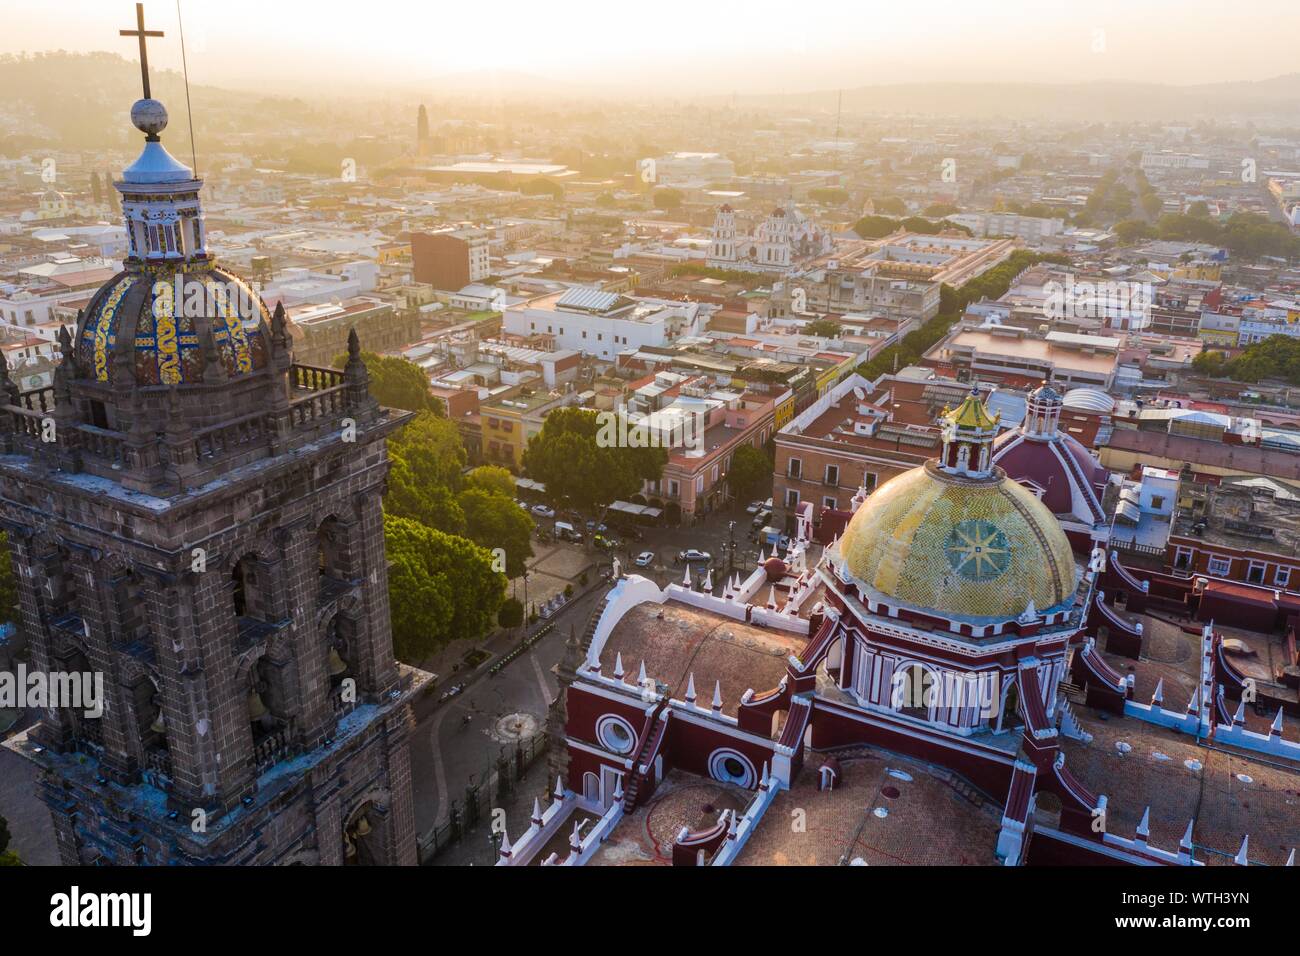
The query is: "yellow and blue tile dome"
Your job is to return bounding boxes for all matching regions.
[77,264,270,386]
[837,460,1077,623]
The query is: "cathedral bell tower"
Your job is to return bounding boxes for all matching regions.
[0,5,419,866]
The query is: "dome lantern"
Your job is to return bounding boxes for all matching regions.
[1023,382,1063,440]
[938,386,1000,480]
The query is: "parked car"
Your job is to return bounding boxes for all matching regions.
[678,548,712,563]
[531,504,555,518]
[745,500,764,515]
[554,521,584,543]
[751,509,772,529]
[585,520,609,534]
[634,551,655,568]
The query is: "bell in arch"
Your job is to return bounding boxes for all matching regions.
[149,710,166,735]
[353,815,372,838]
[327,646,348,677]
[248,687,268,723]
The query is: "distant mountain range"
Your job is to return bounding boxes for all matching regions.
[4,51,1300,150]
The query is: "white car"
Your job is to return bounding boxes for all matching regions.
[531,504,555,518]
[745,500,764,515]
[634,551,655,568]
[678,549,712,563]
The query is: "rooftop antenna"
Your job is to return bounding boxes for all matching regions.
[175,0,199,176]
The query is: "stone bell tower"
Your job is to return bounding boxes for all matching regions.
[0,18,420,866]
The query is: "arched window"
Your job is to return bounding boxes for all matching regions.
[317,516,344,580]
[230,553,271,622]
[892,663,936,721]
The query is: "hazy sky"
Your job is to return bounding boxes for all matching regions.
[5,0,1297,98]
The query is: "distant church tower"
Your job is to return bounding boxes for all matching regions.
[758,207,792,270]
[708,203,737,266]
[416,103,430,158]
[0,28,418,866]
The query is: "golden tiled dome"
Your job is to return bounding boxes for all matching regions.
[837,461,1077,622]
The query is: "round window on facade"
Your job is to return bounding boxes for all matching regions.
[596,715,636,754]
[708,748,757,788]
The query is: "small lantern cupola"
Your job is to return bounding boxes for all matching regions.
[116,99,208,264]
[938,386,1001,480]
[1022,382,1063,440]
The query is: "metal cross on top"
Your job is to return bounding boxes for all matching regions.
[120,3,164,100]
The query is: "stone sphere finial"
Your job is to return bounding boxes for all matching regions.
[130,98,169,138]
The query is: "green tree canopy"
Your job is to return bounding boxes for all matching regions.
[456,487,534,577]
[804,318,842,338]
[384,412,470,533]
[853,214,902,239]
[465,465,516,500]
[653,187,684,210]
[1193,335,1300,384]
[873,196,907,215]
[383,515,505,660]
[727,443,772,504]
[332,350,443,415]
[389,411,466,490]
[809,186,848,205]
[922,201,960,217]
[1114,219,1156,245]
[523,407,667,513]
[498,597,524,629]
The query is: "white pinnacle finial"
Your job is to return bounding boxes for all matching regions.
[531,797,543,826]
[712,680,723,713]
[1136,806,1150,840]
[1234,835,1249,866]
[499,825,511,858]
[1150,679,1164,706]
[637,659,647,685]
[1272,708,1285,735]
[1287,848,1296,867]
[768,585,777,608]
[685,672,697,703]
[554,775,565,801]
[683,565,692,587]
[613,652,624,679]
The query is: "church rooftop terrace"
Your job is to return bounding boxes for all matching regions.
[735,749,1001,866]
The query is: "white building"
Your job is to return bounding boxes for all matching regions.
[947,212,1064,242]
[258,260,378,308]
[502,287,707,361]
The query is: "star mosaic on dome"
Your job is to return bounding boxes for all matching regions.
[943,519,1012,582]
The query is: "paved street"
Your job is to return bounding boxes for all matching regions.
[408,581,606,836]
[408,501,770,844]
